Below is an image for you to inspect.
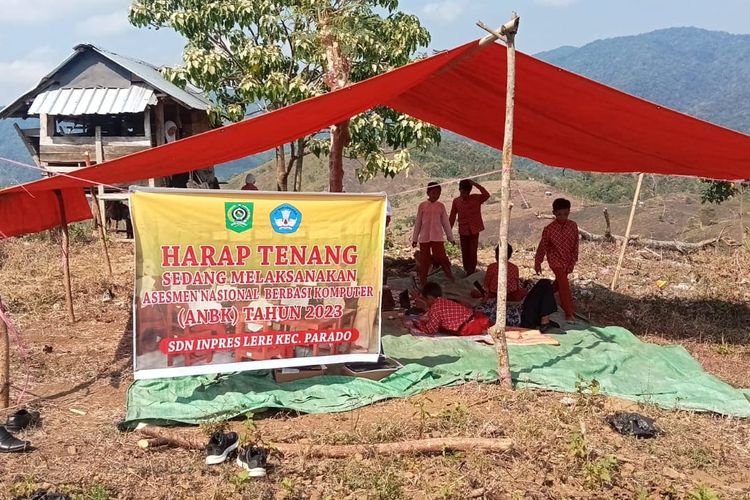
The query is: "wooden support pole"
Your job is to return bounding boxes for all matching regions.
[611,173,644,291]
[0,297,9,409]
[603,207,612,239]
[479,13,520,389]
[54,190,75,323]
[85,153,113,278]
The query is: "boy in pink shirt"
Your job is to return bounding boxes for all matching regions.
[412,182,455,285]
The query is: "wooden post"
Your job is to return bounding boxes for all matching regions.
[85,153,113,278]
[479,14,520,388]
[95,126,106,228]
[0,297,9,409]
[54,190,75,323]
[603,207,612,239]
[611,173,644,291]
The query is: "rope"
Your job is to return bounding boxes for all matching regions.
[0,300,31,406]
[391,168,503,198]
[0,156,127,193]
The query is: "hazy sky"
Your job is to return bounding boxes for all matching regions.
[1,0,750,104]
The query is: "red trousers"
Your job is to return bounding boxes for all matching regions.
[418,242,453,286]
[459,233,480,275]
[460,313,491,336]
[552,267,575,318]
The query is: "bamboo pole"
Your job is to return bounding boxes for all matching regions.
[0,297,9,409]
[479,14,520,388]
[611,173,645,290]
[54,190,75,323]
[85,153,113,278]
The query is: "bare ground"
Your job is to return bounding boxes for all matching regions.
[0,233,748,499]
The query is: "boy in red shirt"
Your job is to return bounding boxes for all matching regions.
[449,179,490,275]
[412,182,455,286]
[417,282,490,336]
[535,198,579,322]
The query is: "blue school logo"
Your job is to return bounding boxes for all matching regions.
[270,204,302,234]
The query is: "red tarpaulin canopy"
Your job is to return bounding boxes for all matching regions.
[1,40,749,237]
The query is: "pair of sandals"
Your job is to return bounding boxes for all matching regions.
[0,409,40,453]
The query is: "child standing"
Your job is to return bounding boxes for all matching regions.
[412,182,455,285]
[449,179,490,275]
[534,198,579,322]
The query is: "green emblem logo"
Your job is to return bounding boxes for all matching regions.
[225,202,254,233]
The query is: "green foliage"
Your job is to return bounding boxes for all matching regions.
[10,477,36,499]
[567,431,588,460]
[583,456,618,489]
[687,485,720,500]
[700,180,738,204]
[129,0,438,187]
[73,485,110,500]
[444,241,460,260]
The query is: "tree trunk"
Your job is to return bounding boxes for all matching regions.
[320,14,351,193]
[275,145,288,191]
[329,122,349,192]
[294,138,305,192]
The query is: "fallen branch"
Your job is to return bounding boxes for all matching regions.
[137,427,512,457]
[578,228,736,253]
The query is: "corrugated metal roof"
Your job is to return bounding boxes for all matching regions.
[28,86,157,115]
[1,44,212,118]
[90,45,212,111]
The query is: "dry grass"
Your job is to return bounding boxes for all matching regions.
[0,232,748,499]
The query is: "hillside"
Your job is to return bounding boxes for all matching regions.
[0,117,41,185]
[229,136,749,245]
[537,27,750,133]
[3,27,750,189]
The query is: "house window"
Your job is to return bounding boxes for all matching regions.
[54,113,145,137]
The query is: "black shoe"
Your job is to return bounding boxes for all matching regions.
[540,322,565,334]
[0,426,31,453]
[205,431,239,465]
[5,409,41,432]
[236,445,269,477]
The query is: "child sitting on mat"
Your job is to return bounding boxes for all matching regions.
[416,282,490,336]
[477,244,560,333]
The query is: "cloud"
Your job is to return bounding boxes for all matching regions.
[76,9,133,38]
[421,0,467,23]
[0,0,123,24]
[0,47,60,103]
[532,0,580,7]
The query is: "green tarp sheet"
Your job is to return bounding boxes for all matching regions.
[122,326,750,427]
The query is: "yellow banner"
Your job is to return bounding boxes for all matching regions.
[131,188,385,379]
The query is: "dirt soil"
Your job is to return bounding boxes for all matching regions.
[0,233,749,499]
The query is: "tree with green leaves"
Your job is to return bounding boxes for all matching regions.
[129,0,439,192]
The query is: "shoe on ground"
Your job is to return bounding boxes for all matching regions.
[236,445,269,477]
[5,409,41,432]
[0,426,31,453]
[205,431,239,465]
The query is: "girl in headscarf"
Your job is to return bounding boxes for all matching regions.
[164,120,178,143]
